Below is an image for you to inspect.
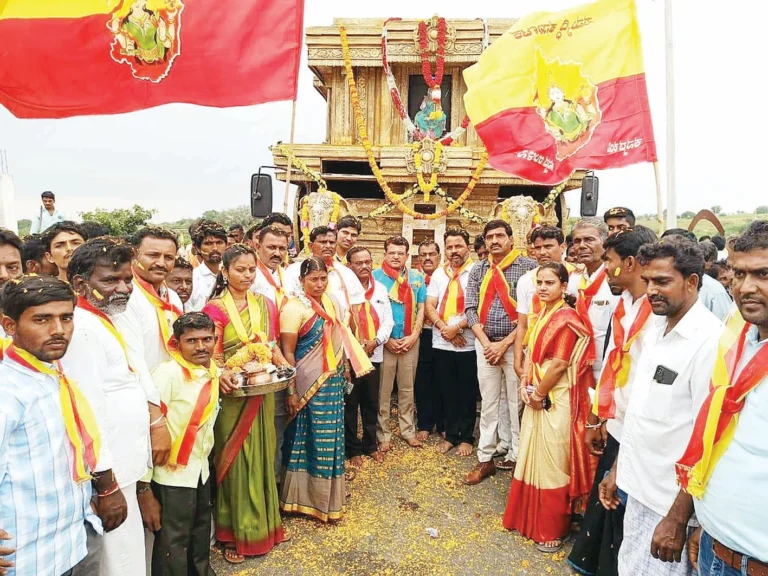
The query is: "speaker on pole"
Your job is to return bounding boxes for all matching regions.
[580,172,599,217]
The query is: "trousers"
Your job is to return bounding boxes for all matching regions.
[345,362,381,457]
[378,341,419,442]
[415,328,443,433]
[434,348,478,446]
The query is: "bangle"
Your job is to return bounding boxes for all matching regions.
[585,422,604,429]
[97,482,120,498]
[150,414,164,427]
[150,418,166,430]
[136,484,152,495]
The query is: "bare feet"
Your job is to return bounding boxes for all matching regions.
[349,455,364,468]
[369,451,385,463]
[436,440,455,454]
[379,441,393,453]
[405,437,423,448]
[456,442,474,457]
[416,430,430,442]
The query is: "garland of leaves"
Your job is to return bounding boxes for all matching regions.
[275,143,328,191]
[341,25,489,221]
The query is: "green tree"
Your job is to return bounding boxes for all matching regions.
[680,211,695,219]
[159,205,260,242]
[756,205,768,215]
[79,205,156,237]
[711,205,722,215]
[17,219,31,237]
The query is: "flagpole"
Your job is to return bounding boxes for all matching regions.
[664,0,677,229]
[283,98,298,213]
[653,161,664,235]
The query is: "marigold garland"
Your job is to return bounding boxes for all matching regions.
[275,143,328,191]
[413,141,442,200]
[299,191,343,250]
[341,25,488,221]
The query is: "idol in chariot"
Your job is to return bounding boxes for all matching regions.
[414,86,447,140]
[108,0,184,82]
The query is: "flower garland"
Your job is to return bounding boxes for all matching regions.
[413,141,442,200]
[381,18,483,145]
[542,177,571,209]
[341,25,489,221]
[363,186,419,220]
[299,191,342,249]
[275,143,328,191]
[432,186,486,224]
[418,18,446,88]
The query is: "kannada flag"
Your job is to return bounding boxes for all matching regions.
[463,0,656,186]
[0,0,304,119]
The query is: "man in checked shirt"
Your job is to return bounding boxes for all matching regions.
[463,220,537,485]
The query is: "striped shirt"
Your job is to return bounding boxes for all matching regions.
[0,356,102,576]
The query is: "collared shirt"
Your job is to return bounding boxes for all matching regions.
[250,264,284,307]
[29,206,65,234]
[569,264,620,380]
[187,264,219,312]
[695,325,768,561]
[361,279,395,363]
[62,307,151,487]
[114,284,184,406]
[465,254,537,341]
[601,291,652,442]
[284,260,365,310]
[617,301,722,518]
[427,262,477,352]
[372,267,428,339]
[0,357,102,576]
[150,359,220,488]
[699,274,732,321]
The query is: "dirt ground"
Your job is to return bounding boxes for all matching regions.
[212,412,578,576]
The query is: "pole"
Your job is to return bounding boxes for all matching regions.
[283,99,298,213]
[664,0,677,229]
[653,161,664,236]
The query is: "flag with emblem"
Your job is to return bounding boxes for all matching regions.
[463,0,656,185]
[0,0,304,118]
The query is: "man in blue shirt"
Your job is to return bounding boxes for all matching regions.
[373,236,427,452]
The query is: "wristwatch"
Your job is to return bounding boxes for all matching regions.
[374,338,381,347]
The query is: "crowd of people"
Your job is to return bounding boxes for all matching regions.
[0,193,765,576]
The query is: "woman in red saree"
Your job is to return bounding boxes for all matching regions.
[503,262,596,552]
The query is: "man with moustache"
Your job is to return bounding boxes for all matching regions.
[187,220,228,312]
[604,207,636,236]
[250,225,290,478]
[464,220,537,484]
[165,257,194,311]
[62,238,153,576]
[228,224,245,244]
[346,245,394,466]
[335,215,361,264]
[599,238,722,576]
[0,276,127,576]
[425,230,478,456]
[415,240,442,442]
[285,226,364,311]
[678,221,768,576]
[568,226,658,576]
[571,217,620,386]
[259,213,296,259]
[0,229,23,289]
[42,221,85,283]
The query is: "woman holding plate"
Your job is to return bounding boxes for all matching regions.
[202,244,288,563]
[279,257,373,522]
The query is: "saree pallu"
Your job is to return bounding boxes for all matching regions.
[281,310,346,522]
[203,296,285,556]
[503,304,595,543]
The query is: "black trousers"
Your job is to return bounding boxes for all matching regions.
[345,362,381,457]
[434,348,479,446]
[567,433,623,576]
[415,329,443,433]
[151,479,212,576]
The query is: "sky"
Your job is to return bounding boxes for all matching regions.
[0,0,761,225]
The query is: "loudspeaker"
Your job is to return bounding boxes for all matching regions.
[580,173,599,217]
[250,172,273,218]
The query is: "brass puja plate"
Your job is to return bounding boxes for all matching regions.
[226,368,296,397]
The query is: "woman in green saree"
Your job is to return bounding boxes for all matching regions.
[202,244,287,563]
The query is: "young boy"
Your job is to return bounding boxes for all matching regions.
[143,312,220,575]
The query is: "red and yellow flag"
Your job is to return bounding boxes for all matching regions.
[0,0,304,118]
[463,0,656,185]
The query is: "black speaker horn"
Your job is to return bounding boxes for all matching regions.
[251,167,274,218]
[580,172,599,217]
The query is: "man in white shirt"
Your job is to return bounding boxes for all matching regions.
[63,238,153,576]
[345,246,394,467]
[568,226,658,576]
[284,226,364,310]
[43,221,85,283]
[680,221,768,575]
[29,191,66,234]
[334,215,360,264]
[571,217,620,384]
[187,221,227,312]
[425,230,478,457]
[599,238,722,576]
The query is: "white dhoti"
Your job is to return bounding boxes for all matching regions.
[100,482,147,576]
[618,496,695,576]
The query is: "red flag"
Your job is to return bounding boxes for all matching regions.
[0,0,304,119]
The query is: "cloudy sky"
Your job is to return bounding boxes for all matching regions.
[0,0,759,225]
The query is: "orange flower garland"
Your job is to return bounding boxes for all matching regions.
[340,25,488,221]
